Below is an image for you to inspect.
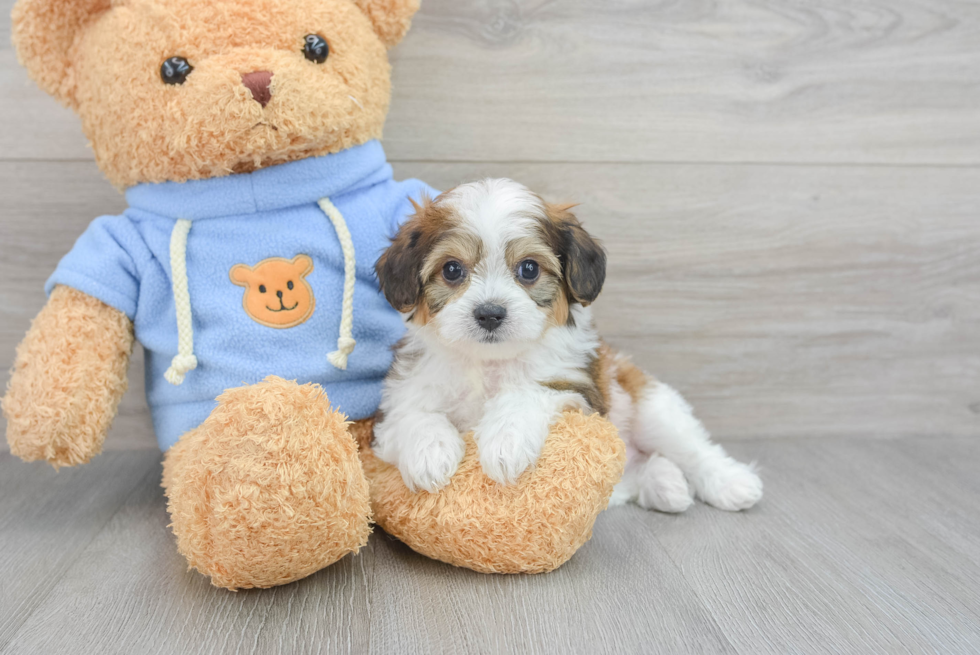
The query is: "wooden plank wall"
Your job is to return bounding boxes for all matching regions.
[1,0,978,447]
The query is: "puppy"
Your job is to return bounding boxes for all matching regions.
[373,179,762,512]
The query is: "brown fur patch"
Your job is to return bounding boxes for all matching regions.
[550,291,570,327]
[417,222,483,320]
[541,347,613,417]
[505,235,566,320]
[376,193,458,315]
[592,344,615,415]
[536,202,607,307]
[614,353,651,404]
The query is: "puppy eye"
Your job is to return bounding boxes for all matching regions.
[442,261,465,283]
[287,280,294,290]
[303,34,329,64]
[259,285,267,293]
[518,259,540,283]
[161,57,193,85]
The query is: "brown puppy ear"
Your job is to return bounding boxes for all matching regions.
[376,215,426,312]
[546,204,607,306]
[12,0,112,107]
[353,0,420,49]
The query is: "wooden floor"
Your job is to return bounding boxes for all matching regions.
[2,437,979,654]
[2,0,980,652]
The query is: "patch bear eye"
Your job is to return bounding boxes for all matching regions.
[287,280,294,290]
[303,34,329,64]
[259,285,267,294]
[442,261,465,283]
[518,259,540,283]
[161,57,193,85]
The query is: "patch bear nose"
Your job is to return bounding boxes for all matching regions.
[242,71,274,107]
[276,290,283,299]
[474,303,507,332]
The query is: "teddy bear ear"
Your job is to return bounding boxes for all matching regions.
[289,255,314,276]
[229,264,254,287]
[12,0,113,106]
[352,0,421,49]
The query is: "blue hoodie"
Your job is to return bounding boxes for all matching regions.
[47,141,435,450]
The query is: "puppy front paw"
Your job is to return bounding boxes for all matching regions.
[382,414,464,493]
[475,413,550,485]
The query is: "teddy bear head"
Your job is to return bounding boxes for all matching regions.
[12,0,419,188]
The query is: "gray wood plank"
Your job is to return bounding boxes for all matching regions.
[366,521,734,655]
[3,160,978,445]
[4,439,980,654]
[2,0,979,164]
[652,439,980,655]
[0,451,160,649]
[2,457,374,655]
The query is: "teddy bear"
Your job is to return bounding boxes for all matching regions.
[4,0,624,589]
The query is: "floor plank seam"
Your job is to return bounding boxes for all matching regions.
[2,157,980,170]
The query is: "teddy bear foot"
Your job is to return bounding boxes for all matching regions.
[162,376,371,590]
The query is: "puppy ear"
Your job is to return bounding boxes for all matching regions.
[376,217,425,312]
[546,204,607,306]
[12,0,112,107]
[352,0,420,49]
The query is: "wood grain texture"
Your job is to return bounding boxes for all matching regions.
[3,161,977,445]
[367,526,735,654]
[2,457,375,655]
[2,0,980,164]
[3,439,980,654]
[0,451,160,650]
[653,438,980,655]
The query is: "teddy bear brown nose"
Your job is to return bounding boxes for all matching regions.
[242,71,273,107]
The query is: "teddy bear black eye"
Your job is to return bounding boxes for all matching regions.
[161,57,193,85]
[303,35,329,64]
[287,280,294,290]
[518,259,540,283]
[259,285,267,293]
[443,261,465,283]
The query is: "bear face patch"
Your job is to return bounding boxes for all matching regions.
[230,255,315,328]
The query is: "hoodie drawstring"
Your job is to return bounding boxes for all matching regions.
[318,198,357,370]
[164,219,198,385]
[163,199,357,386]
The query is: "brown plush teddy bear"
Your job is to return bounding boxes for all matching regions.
[4,0,624,589]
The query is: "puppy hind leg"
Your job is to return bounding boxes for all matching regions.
[607,385,693,513]
[633,452,694,513]
[632,383,762,511]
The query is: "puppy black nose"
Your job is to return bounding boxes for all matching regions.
[277,290,283,299]
[474,303,507,332]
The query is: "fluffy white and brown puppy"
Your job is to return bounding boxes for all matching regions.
[373,179,762,512]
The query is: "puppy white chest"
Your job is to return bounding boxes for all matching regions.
[447,358,527,432]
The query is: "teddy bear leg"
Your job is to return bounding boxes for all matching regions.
[162,376,371,590]
[359,411,625,574]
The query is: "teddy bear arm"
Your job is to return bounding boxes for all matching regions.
[2,285,134,468]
